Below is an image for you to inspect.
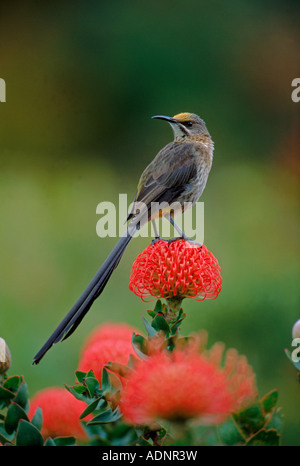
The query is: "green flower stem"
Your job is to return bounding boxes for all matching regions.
[165,297,183,324]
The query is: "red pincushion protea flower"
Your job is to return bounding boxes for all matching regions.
[81,322,138,354]
[119,342,257,426]
[129,240,222,302]
[28,387,90,440]
[78,338,134,384]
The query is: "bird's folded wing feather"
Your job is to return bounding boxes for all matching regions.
[133,142,198,208]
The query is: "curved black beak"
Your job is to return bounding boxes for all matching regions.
[152,115,177,124]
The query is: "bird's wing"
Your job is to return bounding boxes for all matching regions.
[136,142,197,205]
[127,143,198,221]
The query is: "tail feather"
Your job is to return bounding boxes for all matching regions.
[60,251,123,341]
[33,229,134,364]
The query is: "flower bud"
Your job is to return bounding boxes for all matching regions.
[292,319,300,339]
[0,337,11,374]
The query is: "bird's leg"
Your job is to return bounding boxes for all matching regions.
[151,220,163,245]
[152,219,160,239]
[151,215,202,246]
[151,219,175,245]
[164,213,189,242]
[164,213,202,246]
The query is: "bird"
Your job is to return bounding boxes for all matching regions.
[33,112,214,364]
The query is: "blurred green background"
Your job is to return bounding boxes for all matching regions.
[0,0,299,445]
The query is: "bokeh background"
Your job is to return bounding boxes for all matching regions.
[0,0,299,445]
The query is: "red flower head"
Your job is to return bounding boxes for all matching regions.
[119,336,257,426]
[28,387,90,440]
[81,322,138,354]
[129,240,222,302]
[78,338,134,385]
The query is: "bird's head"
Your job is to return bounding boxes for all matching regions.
[152,112,210,142]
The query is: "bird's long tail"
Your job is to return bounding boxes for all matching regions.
[33,226,136,364]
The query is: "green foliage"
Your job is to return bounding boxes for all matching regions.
[0,373,74,446]
[67,307,283,446]
[66,369,283,446]
[217,389,283,446]
[0,305,284,446]
[62,305,193,446]
[15,421,44,447]
[65,369,138,446]
[66,367,169,446]
[146,300,187,337]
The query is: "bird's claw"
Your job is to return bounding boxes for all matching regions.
[151,234,202,246]
[167,236,203,247]
[151,236,163,245]
[151,236,180,245]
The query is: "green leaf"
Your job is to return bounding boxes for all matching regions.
[88,407,122,425]
[14,382,29,410]
[80,398,106,420]
[217,417,246,445]
[72,385,87,395]
[142,315,157,337]
[134,428,152,445]
[64,384,91,403]
[31,407,43,431]
[153,300,163,313]
[233,402,265,436]
[170,310,186,335]
[151,314,170,335]
[147,299,166,319]
[101,368,111,394]
[261,389,279,413]
[246,428,280,446]
[0,422,15,445]
[176,307,185,320]
[16,420,44,446]
[3,376,21,392]
[0,385,15,404]
[5,402,29,435]
[83,422,107,441]
[132,333,148,359]
[53,436,76,446]
[44,437,56,446]
[265,407,284,433]
[136,436,153,446]
[85,376,100,397]
[75,371,87,383]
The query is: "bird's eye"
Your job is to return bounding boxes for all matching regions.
[185,121,193,127]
